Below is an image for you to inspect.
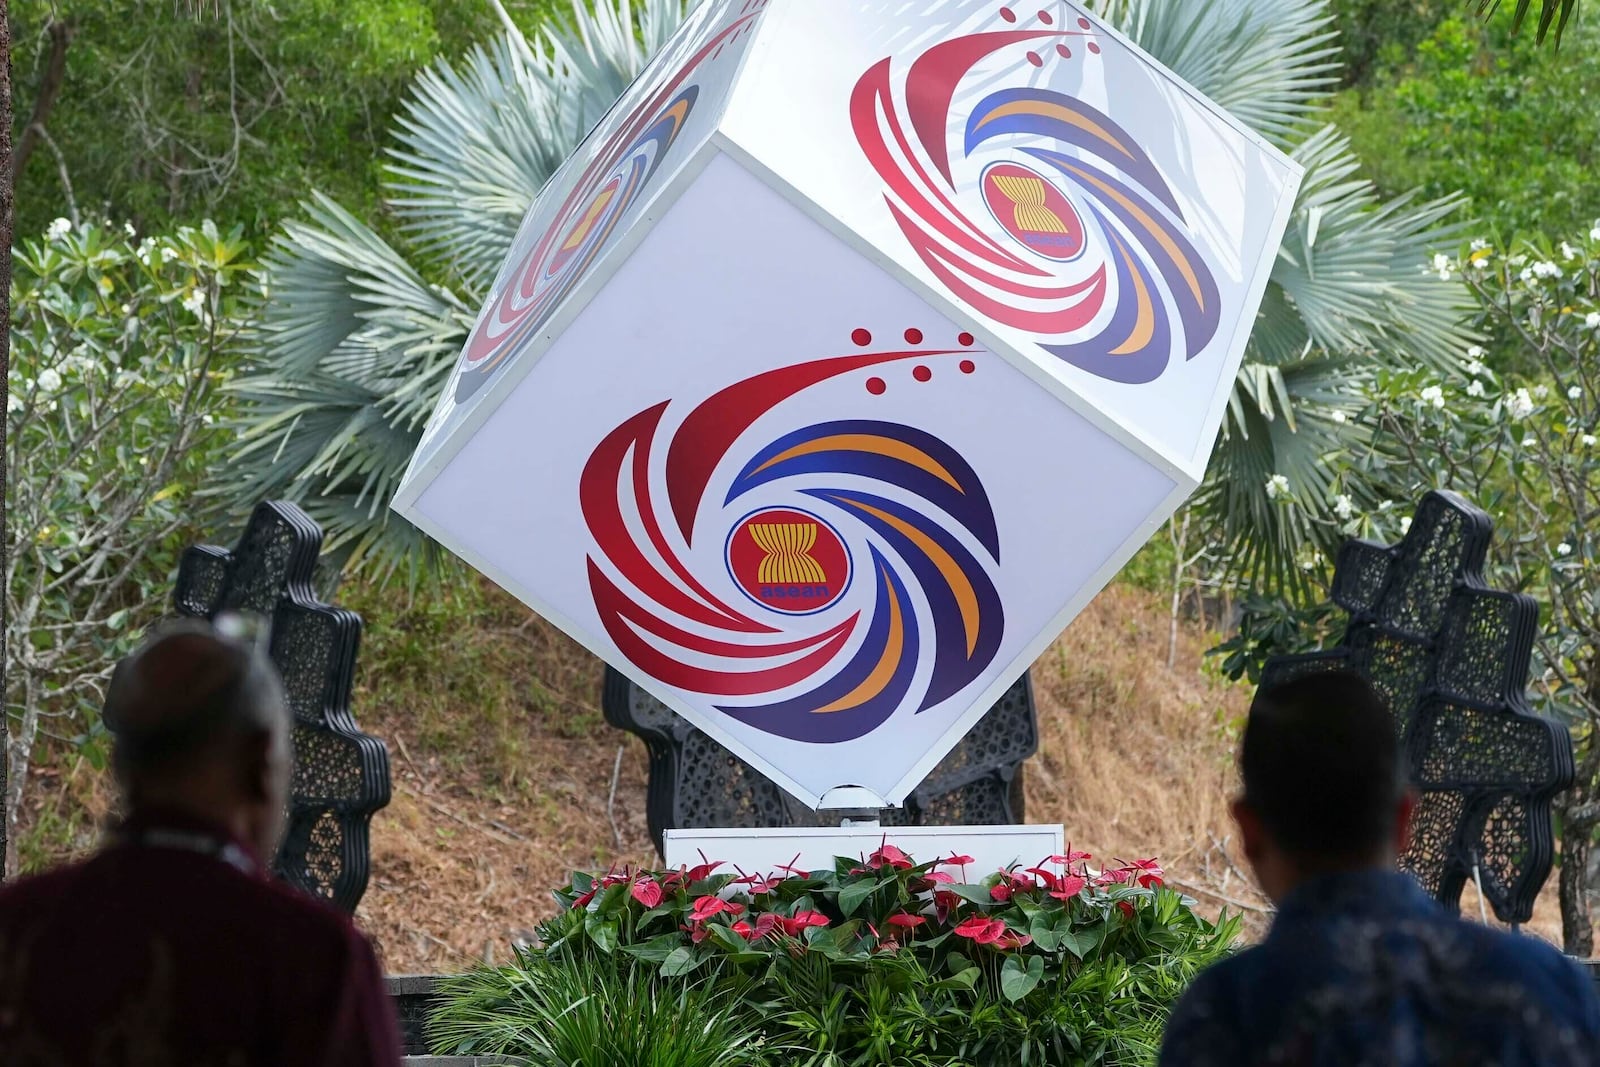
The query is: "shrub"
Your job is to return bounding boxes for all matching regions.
[4,217,250,872]
[431,845,1238,1066]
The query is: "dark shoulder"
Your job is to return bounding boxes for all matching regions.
[1453,920,1596,1000]
[226,871,374,964]
[0,861,88,919]
[1161,947,1259,1063]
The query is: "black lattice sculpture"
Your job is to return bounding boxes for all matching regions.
[173,501,390,914]
[1262,490,1574,925]
[603,666,1036,856]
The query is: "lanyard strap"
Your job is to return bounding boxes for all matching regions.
[121,827,257,877]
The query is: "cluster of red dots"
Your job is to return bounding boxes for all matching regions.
[1000,5,1102,65]
[852,328,980,396]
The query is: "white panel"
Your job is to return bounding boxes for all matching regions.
[409,151,1174,805]
[664,824,1065,880]
[408,0,774,476]
[721,0,1301,476]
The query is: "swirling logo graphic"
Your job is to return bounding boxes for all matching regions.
[453,3,766,403]
[850,5,1221,385]
[581,331,1005,744]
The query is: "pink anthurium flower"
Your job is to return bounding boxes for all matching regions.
[886,912,926,929]
[630,879,663,909]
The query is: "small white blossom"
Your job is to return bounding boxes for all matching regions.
[1591,223,1600,242]
[46,217,72,242]
[1471,238,1490,252]
[7,393,22,414]
[1584,434,1597,448]
[1569,386,1583,400]
[1533,260,1563,279]
[122,222,136,238]
[1507,388,1535,421]
[1523,435,1538,447]
[1265,474,1290,500]
[1400,516,1413,535]
[1557,542,1573,557]
[97,276,114,296]
[1586,312,1600,330]
[36,368,62,394]
[1467,379,1486,397]
[1333,494,1354,520]
[181,289,206,317]
[1421,385,1445,410]
[1534,384,1550,400]
[1466,343,1486,358]
[1561,241,1579,261]
[1331,410,1348,424]
[1465,360,1487,377]
[1380,500,1395,511]
[1432,253,1455,282]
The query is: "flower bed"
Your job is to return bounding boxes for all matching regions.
[430,844,1237,1066]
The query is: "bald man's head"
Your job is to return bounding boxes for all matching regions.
[105,617,291,857]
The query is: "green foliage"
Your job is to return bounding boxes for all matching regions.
[432,955,770,1067]
[430,846,1239,1066]
[1327,0,1455,85]
[6,0,561,240]
[1332,16,1600,241]
[5,218,251,867]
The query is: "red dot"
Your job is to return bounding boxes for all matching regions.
[1087,40,1101,53]
[1026,51,1043,67]
[1077,16,1091,28]
[866,377,886,395]
[1057,44,1072,58]
[852,328,872,346]
[999,6,1016,22]
[960,359,976,374]
[1038,10,1054,24]
[958,332,975,346]
[913,365,932,383]
[904,328,924,344]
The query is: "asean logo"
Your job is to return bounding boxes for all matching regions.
[725,507,852,615]
[980,162,1085,262]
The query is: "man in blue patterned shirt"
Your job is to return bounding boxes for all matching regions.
[1161,670,1600,1066]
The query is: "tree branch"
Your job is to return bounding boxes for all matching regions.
[13,19,72,185]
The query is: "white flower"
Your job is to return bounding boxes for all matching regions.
[1467,379,1486,397]
[1591,223,1600,242]
[1421,385,1445,410]
[1533,384,1550,400]
[36,368,62,394]
[181,289,206,316]
[7,393,22,414]
[122,222,136,238]
[1331,410,1348,424]
[1507,388,1535,421]
[1400,516,1413,535]
[1471,238,1490,252]
[1569,386,1583,400]
[1562,241,1579,261]
[46,217,72,242]
[1584,434,1597,448]
[1466,344,1485,359]
[1333,494,1354,520]
[1586,312,1600,330]
[1557,542,1573,557]
[1523,435,1538,447]
[97,276,114,296]
[1265,474,1291,500]
[1380,500,1395,512]
[1432,253,1455,282]
[1533,260,1563,279]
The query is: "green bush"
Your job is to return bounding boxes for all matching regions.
[430,845,1238,1066]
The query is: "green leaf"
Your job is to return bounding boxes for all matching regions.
[1028,914,1061,953]
[619,932,683,963]
[942,883,995,907]
[706,924,750,954]
[932,967,981,992]
[584,913,618,954]
[660,946,704,978]
[1059,922,1106,960]
[1001,954,1045,1002]
[838,878,881,918]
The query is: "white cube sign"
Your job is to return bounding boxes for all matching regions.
[394,0,1302,808]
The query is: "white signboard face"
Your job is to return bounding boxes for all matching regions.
[396,0,1301,808]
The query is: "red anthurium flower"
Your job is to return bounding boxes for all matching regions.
[752,913,779,941]
[685,860,723,882]
[570,888,597,910]
[1117,900,1136,919]
[934,889,961,923]
[776,910,830,937]
[868,843,913,870]
[689,895,744,923]
[954,916,1013,945]
[886,912,926,929]
[1025,866,1064,893]
[922,870,955,884]
[1049,847,1093,865]
[990,882,1013,903]
[1124,858,1165,888]
[631,879,663,909]
[1048,874,1087,902]
[944,854,976,868]
[1095,867,1132,887]
[730,920,755,938]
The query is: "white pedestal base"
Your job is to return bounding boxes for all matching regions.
[663,824,1064,879]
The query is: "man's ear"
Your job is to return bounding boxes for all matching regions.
[1232,796,1264,862]
[238,728,275,804]
[1395,789,1418,855]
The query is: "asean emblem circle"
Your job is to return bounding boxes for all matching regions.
[725,507,853,616]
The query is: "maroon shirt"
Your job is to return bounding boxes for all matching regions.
[0,809,400,1066]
